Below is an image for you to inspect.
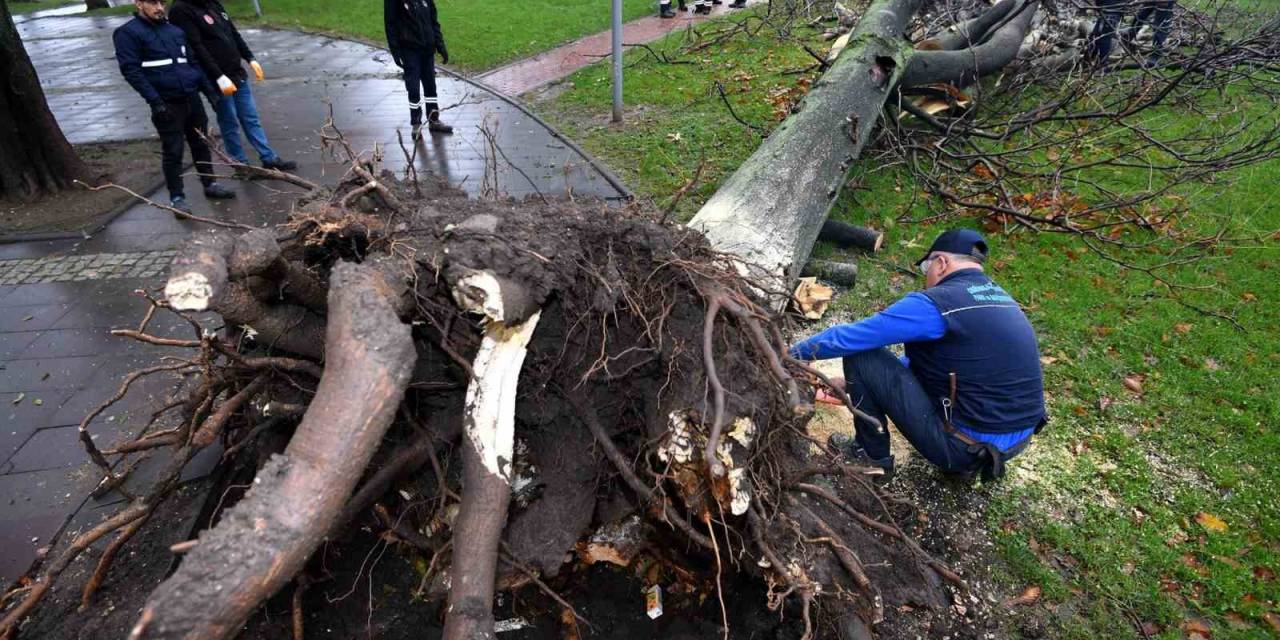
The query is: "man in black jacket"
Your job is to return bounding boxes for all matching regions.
[169,0,297,170]
[385,0,453,137]
[114,0,235,214]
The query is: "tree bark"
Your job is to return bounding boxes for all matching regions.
[131,259,416,640]
[0,0,89,200]
[689,0,1038,284]
[688,0,923,282]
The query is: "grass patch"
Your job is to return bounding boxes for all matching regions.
[538,8,1280,637]
[200,0,655,72]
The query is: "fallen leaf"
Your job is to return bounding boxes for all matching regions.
[33,398,42,406]
[1263,613,1280,633]
[1242,292,1257,302]
[1139,621,1164,636]
[1194,512,1228,533]
[1204,358,1220,371]
[23,315,33,322]
[1001,585,1042,608]
[11,392,24,405]
[1098,396,1115,412]
[1039,356,1058,366]
[1123,374,1145,395]
[1174,322,1192,335]
[1253,566,1277,581]
[1223,613,1251,630]
[1180,617,1212,639]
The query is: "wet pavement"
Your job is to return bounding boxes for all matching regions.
[0,14,627,587]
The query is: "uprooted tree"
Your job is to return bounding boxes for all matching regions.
[3,0,1279,637]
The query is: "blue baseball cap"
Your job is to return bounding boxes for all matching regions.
[918,229,989,265]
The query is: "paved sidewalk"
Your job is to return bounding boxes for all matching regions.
[0,15,627,587]
[478,0,764,96]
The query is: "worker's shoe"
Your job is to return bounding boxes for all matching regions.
[660,5,676,17]
[729,0,747,7]
[202,182,236,200]
[827,433,896,484]
[696,4,711,13]
[411,122,424,141]
[427,111,454,134]
[169,196,192,215]
[262,157,298,171]
[711,0,723,5]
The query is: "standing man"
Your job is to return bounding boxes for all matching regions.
[385,0,453,138]
[114,0,236,213]
[790,230,1046,483]
[170,0,297,171]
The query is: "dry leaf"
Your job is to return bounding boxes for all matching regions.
[1253,566,1277,581]
[1001,585,1042,608]
[1242,292,1257,301]
[1194,512,1228,533]
[11,392,24,405]
[1139,621,1164,636]
[1180,617,1212,639]
[1223,613,1251,630]
[1123,374,1145,395]
[1098,396,1114,412]
[1204,358,1221,371]
[1263,612,1280,633]
[1174,322,1192,335]
[1039,356,1058,366]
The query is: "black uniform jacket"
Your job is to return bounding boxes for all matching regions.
[170,0,255,85]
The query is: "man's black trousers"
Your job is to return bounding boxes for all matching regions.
[152,93,215,199]
[401,47,439,125]
[843,348,1028,475]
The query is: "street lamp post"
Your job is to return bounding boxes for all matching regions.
[611,0,622,123]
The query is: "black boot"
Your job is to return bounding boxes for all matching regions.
[729,0,746,7]
[660,1,675,17]
[427,109,453,134]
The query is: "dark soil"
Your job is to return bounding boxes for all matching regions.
[0,140,162,236]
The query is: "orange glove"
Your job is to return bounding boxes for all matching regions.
[216,75,238,96]
[249,60,264,82]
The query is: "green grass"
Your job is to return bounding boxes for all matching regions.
[205,0,655,72]
[539,8,1280,638]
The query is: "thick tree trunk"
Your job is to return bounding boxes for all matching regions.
[688,0,923,282]
[131,259,416,640]
[0,1,89,200]
[689,0,1038,284]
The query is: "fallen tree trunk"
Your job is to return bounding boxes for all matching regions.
[689,0,923,282]
[689,0,1039,282]
[131,259,416,640]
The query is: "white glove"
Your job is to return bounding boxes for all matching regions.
[216,75,238,96]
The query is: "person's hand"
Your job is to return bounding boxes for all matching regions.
[216,75,238,96]
[437,44,449,65]
[249,60,264,82]
[149,101,170,123]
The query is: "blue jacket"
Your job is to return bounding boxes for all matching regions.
[113,14,211,105]
[905,269,1046,436]
[790,269,1043,450]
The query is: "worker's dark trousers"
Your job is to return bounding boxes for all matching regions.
[401,47,439,126]
[153,93,215,199]
[1088,0,1174,63]
[842,348,1023,474]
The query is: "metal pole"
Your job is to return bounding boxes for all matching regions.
[251,0,262,17]
[610,0,623,123]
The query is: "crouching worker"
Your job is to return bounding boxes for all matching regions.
[790,229,1046,483]
[114,0,236,214]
